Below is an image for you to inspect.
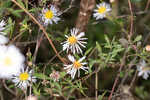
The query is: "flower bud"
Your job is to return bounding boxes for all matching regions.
[26,95,37,100]
[110,0,115,3]
[146,45,150,51]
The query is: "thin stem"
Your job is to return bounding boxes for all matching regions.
[32,29,44,64]
[128,0,134,40]
[23,89,27,100]
[145,0,150,11]
[130,70,138,88]
[0,85,4,100]
[108,49,128,100]
[95,71,98,100]
[2,80,16,96]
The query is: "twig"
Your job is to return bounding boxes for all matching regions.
[145,0,150,11]
[72,66,101,85]
[143,32,150,45]
[60,0,75,15]
[0,87,4,100]
[23,89,27,100]
[108,49,128,100]
[119,57,137,86]
[130,70,138,88]
[32,29,44,64]
[116,11,150,19]
[95,70,98,100]
[2,80,16,96]
[15,41,37,45]
[10,30,25,44]
[11,0,66,64]
[128,0,134,41]
[43,50,63,74]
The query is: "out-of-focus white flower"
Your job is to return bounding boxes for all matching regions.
[50,70,60,81]
[41,5,61,25]
[0,45,25,79]
[64,55,88,79]
[12,67,36,89]
[61,28,87,54]
[93,2,111,20]
[0,34,9,45]
[137,60,150,80]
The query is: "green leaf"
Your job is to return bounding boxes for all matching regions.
[104,35,110,44]
[34,73,51,80]
[120,71,124,78]
[64,27,69,35]
[33,85,41,95]
[96,41,102,53]
[84,47,93,56]
[17,0,25,8]
[134,35,142,43]
[60,71,66,78]
[4,18,15,37]
[98,91,107,100]
[12,10,24,17]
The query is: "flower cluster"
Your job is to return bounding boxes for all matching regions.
[61,28,88,79]
[60,2,112,79]
[39,2,111,79]
[40,2,112,25]
[39,2,112,79]
[0,20,36,90]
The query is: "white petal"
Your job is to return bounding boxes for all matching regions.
[77,32,85,38]
[138,71,143,76]
[79,56,86,62]
[68,55,75,62]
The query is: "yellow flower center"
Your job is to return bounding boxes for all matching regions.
[45,10,54,19]
[68,36,77,45]
[98,6,106,14]
[19,72,29,81]
[4,56,12,66]
[73,61,82,69]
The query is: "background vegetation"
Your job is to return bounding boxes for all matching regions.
[0,0,150,100]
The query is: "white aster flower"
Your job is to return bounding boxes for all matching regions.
[64,55,88,79]
[93,2,111,20]
[137,60,150,80]
[12,67,36,89]
[61,28,87,54]
[41,5,61,25]
[0,45,25,79]
[0,34,9,45]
